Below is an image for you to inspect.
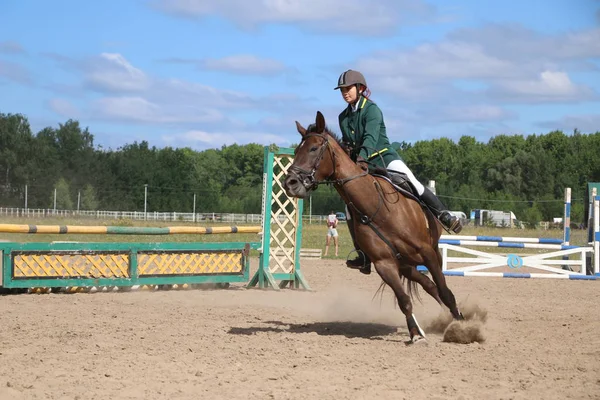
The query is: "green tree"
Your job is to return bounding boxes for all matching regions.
[521,203,543,228]
[0,113,35,206]
[51,177,74,210]
[81,184,99,210]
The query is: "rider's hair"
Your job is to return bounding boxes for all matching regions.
[360,85,371,99]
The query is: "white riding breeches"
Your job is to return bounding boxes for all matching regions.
[386,159,425,196]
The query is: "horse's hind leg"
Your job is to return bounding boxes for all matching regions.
[403,266,443,306]
[374,260,426,343]
[424,246,464,320]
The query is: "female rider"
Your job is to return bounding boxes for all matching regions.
[335,69,462,274]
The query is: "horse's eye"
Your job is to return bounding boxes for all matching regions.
[310,146,318,152]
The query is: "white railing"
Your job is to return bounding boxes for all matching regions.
[0,207,332,224]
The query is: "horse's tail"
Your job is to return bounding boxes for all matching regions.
[372,271,422,307]
[404,274,422,304]
[373,280,387,307]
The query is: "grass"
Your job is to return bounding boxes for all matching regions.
[0,216,589,261]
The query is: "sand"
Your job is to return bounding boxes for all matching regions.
[1,258,599,400]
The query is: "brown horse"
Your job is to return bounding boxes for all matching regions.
[283,111,464,344]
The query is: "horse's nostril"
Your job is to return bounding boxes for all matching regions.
[288,178,298,186]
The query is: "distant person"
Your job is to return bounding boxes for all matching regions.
[324,210,339,257]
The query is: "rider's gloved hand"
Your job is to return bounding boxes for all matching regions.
[356,155,368,171]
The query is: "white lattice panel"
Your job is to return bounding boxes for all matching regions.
[268,154,300,274]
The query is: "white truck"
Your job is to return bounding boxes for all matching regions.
[470,209,523,228]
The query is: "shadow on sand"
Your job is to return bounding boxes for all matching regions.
[228,320,402,340]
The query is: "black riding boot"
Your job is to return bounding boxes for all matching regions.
[420,187,463,234]
[345,216,371,275]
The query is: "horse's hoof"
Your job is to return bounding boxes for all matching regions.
[411,335,428,345]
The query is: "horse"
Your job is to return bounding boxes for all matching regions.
[282,111,464,344]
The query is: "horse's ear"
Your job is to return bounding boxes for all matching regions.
[295,121,307,137]
[315,111,325,133]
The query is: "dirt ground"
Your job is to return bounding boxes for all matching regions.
[1,258,599,400]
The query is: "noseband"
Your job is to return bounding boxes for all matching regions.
[289,132,333,191]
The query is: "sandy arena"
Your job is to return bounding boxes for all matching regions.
[1,258,599,400]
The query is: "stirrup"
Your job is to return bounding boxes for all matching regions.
[346,252,372,275]
[448,219,462,234]
[440,211,462,234]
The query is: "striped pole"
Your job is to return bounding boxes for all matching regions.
[439,235,564,244]
[563,187,571,244]
[562,187,571,270]
[0,224,261,235]
[442,271,600,280]
[589,187,597,244]
[594,190,599,275]
[438,239,581,250]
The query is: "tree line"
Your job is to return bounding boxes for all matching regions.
[1,112,599,225]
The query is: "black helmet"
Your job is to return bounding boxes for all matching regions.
[334,69,367,90]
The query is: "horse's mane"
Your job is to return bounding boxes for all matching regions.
[306,123,344,148]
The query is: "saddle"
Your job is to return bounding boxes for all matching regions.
[370,167,438,230]
[370,166,420,201]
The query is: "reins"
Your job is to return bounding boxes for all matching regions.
[290,132,369,190]
[291,130,410,264]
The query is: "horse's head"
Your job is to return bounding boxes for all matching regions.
[283,111,336,199]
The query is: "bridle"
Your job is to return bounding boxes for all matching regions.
[289,132,332,192]
[288,131,368,191]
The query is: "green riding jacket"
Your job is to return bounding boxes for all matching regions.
[338,96,401,169]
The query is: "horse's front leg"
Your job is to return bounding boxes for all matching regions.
[374,259,426,344]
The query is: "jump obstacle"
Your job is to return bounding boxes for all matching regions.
[417,186,600,280]
[0,145,310,293]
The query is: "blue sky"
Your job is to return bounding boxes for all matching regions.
[1,0,599,151]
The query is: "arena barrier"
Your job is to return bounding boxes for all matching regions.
[0,145,310,293]
[0,240,260,293]
[430,190,600,280]
[248,145,310,290]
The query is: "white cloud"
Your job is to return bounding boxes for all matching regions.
[78,53,299,111]
[352,24,599,104]
[0,59,31,84]
[92,96,225,124]
[163,129,290,149]
[150,78,256,109]
[198,54,288,75]
[151,0,438,35]
[428,105,517,123]
[488,70,595,103]
[538,114,600,133]
[255,105,343,134]
[165,130,238,146]
[448,25,600,61]
[0,41,25,55]
[45,51,317,134]
[166,54,289,75]
[93,97,160,122]
[84,53,150,93]
[48,98,80,118]
[358,41,516,81]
